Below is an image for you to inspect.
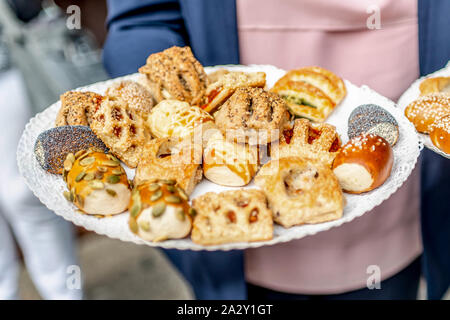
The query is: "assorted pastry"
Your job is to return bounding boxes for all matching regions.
[33,45,403,245]
[405,78,450,154]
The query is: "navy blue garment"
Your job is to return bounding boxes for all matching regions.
[418,0,450,300]
[103,0,450,299]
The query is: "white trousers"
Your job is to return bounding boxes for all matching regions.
[0,69,82,300]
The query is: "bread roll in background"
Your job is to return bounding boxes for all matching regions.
[332,134,393,194]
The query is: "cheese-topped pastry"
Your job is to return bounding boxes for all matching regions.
[129,180,193,242]
[63,149,131,215]
[148,99,214,141]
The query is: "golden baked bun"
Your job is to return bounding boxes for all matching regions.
[332,134,393,194]
[419,77,450,96]
[214,87,290,145]
[202,71,266,113]
[56,91,103,127]
[129,180,193,242]
[90,96,150,168]
[272,118,341,167]
[134,137,202,195]
[148,100,214,142]
[105,80,154,122]
[255,157,344,227]
[271,66,346,122]
[138,46,207,105]
[430,115,450,154]
[191,189,273,245]
[404,93,450,133]
[203,129,259,187]
[63,149,131,215]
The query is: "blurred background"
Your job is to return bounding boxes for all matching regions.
[0,0,193,299]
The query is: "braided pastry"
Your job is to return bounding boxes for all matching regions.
[404,93,450,133]
[138,46,207,106]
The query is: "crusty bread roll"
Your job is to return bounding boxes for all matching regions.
[203,129,259,186]
[430,115,450,154]
[64,148,131,215]
[332,134,393,194]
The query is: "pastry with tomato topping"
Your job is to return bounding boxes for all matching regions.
[191,189,273,245]
[271,118,341,167]
[128,180,193,242]
[202,71,266,113]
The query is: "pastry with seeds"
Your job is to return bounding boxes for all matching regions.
[34,125,108,174]
[191,189,273,245]
[348,104,399,146]
[214,87,290,145]
[255,157,344,227]
[105,80,155,122]
[90,95,150,168]
[56,91,103,127]
[128,180,193,242]
[272,118,341,167]
[138,46,207,106]
[430,115,450,154]
[134,137,203,195]
[63,148,131,215]
[404,93,450,133]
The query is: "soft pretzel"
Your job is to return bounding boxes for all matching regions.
[138,46,207,106]
[271,66,346,122]
[419,77,450,96]
[129,179,193,242]
[272,118,341,167]
[255,157,344,227]
[56,91,103,127]
[214,87,290,145]
[202,71,266,113]
[63,148,131,215]
[90,96,150,168]
[332,134,393,194]
[191,189,273,245]
[430,115,450,154]
[404,93,450,133]
[134,137,203,195]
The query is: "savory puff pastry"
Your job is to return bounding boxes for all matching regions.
[419,77,450,96]
[271,66,346,122]
[191,189,273,245]
[56,91,103,127]
[134,137,202,195]
[202,71,266,113]
[138,46,207,106]
[148,99,214,142]
[203,129,259,186]
[272,118,341,167]
[255,157,344,227]
[90,96,149,168]
[214,87,290,145]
